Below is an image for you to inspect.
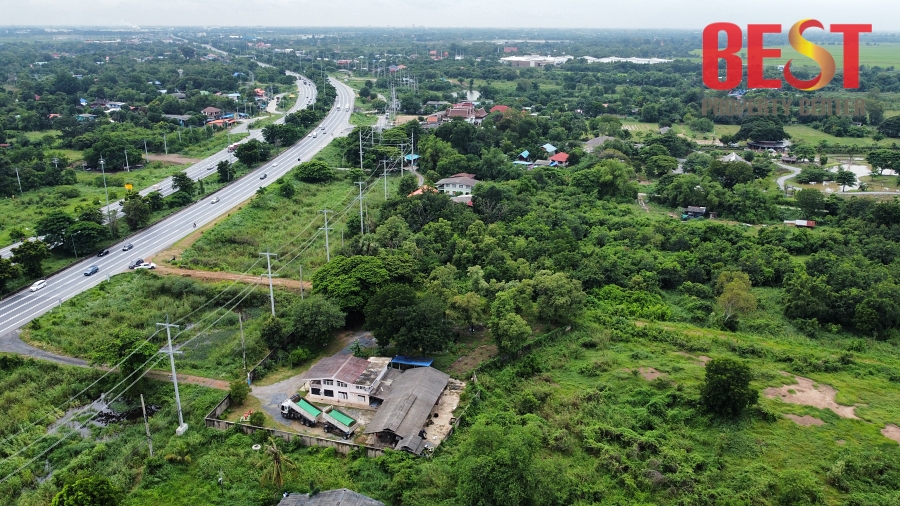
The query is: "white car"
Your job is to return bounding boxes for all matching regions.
[211,197,220,204]
[29,280,47,292]
[135,262,156,270]
[272,162,278,167]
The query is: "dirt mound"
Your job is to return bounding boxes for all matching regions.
[883,424,900,444]
[763,375,858,419]
[785,414,825,426]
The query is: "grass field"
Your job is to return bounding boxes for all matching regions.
[783,124,895,148]
[177,173,401,281]
[688,42,900,68]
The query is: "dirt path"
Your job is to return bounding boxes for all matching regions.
[145,370,230,390]
[150,263,310,292]
[146,153,202,165]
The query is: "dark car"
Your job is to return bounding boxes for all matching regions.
[206,166,214,170]
[128,258,144,269]
[84,265,99,276]
[122,243,134,251]
[97,249,110,257]
[260,173,267,179]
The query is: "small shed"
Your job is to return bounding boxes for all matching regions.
[391,356,434,370]
[685,206,707,218]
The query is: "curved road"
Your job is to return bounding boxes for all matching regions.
[776,162,802,190]
[0,77,357,360]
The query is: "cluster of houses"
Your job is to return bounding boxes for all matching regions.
[422,100,489,127]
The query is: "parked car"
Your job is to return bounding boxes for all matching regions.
[135,262,156,270]
[97,249,110,257]
[29,280,47,292]
[84,265,99,276]
[128,258,144,269]
[211,197,220,204]
[260,173,267,179]
[122,243,134,251]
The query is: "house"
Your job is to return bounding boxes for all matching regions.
[584,135,615,152]
[719,152,745,163]
[75,114,96,122]
[434,174,480,195]
[162,114,192,126]
[684,206,707,218]
[549,152,570,166]
[781,155,798,163]
[408,185,436,197]
[201,107,222,119]
[278,489,383,506]
[364,367,451,455]
[424,100,450,108]
[747,140,790,152]
[541,143,557,154]
[659,126,671,134]
[299,355,392,408]
[489,105,509,114]
[48,113,61,120]
[170,92,187,100]
[784,219,816,228]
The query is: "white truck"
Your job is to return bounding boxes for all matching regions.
[280,394,321,427]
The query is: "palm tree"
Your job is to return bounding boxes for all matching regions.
[257,437,296,489]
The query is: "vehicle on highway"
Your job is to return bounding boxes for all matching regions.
[211,197,220,204]
[336,106,341,111]
[97,249,110,257]
[312,132,317,138]
[122,243,133,251]
[84,265,99,276]
[260,173,267,179]
[321,126,325,130]
[128,258,144,269]
[29,280,47,292]
[272,162,278,167]
[135,262,156,270]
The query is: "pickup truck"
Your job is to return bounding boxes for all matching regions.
[280,394,322,427]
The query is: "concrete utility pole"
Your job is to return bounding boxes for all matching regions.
[164,134,168,154]
[299,264,304,300]
[259,251,278,317]
[156,316,188,436]
[319,209,332,262]
[355,181,365,235]
[383,162,388,200]
[238,312,246,372]
[124,149,130,172]
[358,129,364,173]
[143,139,149,164]
[140,394,153,456]
[14,167,23,195]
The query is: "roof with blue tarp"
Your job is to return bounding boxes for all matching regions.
[512,160,532,165]
[518,150,530,158]
[404,154,420,161]
[542,143,557,152]
[391,356,433,367]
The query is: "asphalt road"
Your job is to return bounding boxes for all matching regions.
[0,76,356,352]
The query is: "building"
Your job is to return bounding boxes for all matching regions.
[549,152,570,166]
[434,174,479,195]
[201,106,222,119]
[719,152,745,163]
[684,206,707,218]
[500,54,573,67]
[364,367,451,455]
[299,355,392,408]
[748,140,791,152]
[75,114,96,122]
[584,135,615,153]
[503,46,518,53]
[489,105,509,114]
[582,56,673,64]
[278,489,383,506]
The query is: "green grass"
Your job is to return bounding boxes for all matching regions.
[310,138,347,167]
[783,124,893,148]
[349,112,377,126]
[178,173,401,280]
[688,42,900,68]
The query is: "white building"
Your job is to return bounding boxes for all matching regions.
[434,173,480,195]
[299,355,392,408]
[582,56,673,65]
[500,54,573,67]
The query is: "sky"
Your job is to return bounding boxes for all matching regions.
[6,0,899,31]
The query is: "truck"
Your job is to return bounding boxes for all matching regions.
[321,405,358,439]
[280,394,322,427]
[227,143,239,153]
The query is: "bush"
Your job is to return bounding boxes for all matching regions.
[229,379,250,406]
[248,411,266,427]
[700,357,758,417]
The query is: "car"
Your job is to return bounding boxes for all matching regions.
[84,265,99,276]
[321,126,325,130]
[211,197,220,204]
[307,133,312,137]
[97,249,110,257]
[128,258,144,269]
[206,166,214,170]
[122,243,133,251]
[29,280,47,292]
[272,162,278,167]
[135,262,156,270]
[260,173,267,179]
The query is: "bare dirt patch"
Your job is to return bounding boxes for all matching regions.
[675,352,710,366]
[763,375,859,419]
[785,414,825,426]
[639,367,663,381]
[882,424,900,444]
[836,439,846,445]
[422,379,465,446]
[448,344,497,376]
[146,153,202,165]
[150,263,310,293]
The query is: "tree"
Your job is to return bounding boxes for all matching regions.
[571,160,638,201]
[492,312,532,355]
[716,271,757,328]
[168,191,193,208]
[293,160,335,183]
[279,180,296,198]
[734,117,788,142]
[258,437,296,490]
[393,293,451,352]
[877,115,900,138]
[854,281,900,337]
[0,257,22,292]
[644,155,679,178]
[171,171,195,196]
[532,271,586,325]
[398,174,418,196]
[260,316,288,351]
[122,196,151,229]
[12,239,50,278]
[288,294,346,348]
[700,357,758,417]
[90,327,155,382]
[52,476,120,506]
[793,144,816,163]
[68,221,108,255]
[682,152,713,173]
[795,188,826,217]
[640,103,659,123]
[248,411,266,427]
[708,160,755,189]
[449,291,487,332]
[834,169,856,192]
[146,191,165,212]
[36,210,75,249]
[364,284,417,343]
[216,159,235,183]
[229,379,250,405]
[234,139,273,166]
[74,204,103,225]
[312,255,390,315]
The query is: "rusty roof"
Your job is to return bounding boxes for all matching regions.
[300,355,371,385]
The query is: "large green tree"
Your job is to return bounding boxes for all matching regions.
[52,476,120,506]
[12,239,50,278]
[700,357,758,418]
[312,255,390,315]
[288,294,346,348]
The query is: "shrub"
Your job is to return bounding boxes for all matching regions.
[229,379,249,406]
[700,357,758,418]
[248,411,266,427]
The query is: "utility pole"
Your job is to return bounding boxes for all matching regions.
[124,149,130,172]
[14,167,23,195]
[358,129,364,173]
[299,264,304,300]
[383,162,388,200]
[238,312,246,372]
[156,316,188,436]
[164,134,168,155]
[143,139,149,165]
[140,394,153,457]
[355,181,365,235]
[319,209,332,262]
[259,251,278,317]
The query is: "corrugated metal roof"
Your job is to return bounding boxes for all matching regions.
[278,489,383,506]
[364,367,449,450]
[300,355,371,385]
[391,356,434,367]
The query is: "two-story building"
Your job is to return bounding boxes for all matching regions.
[434,173,480,196]
[299,355,392,408]
[201,106,222,120]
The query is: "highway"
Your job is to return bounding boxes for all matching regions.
[0,76,357,344]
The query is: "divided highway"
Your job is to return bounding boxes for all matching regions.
[0,76,357,343]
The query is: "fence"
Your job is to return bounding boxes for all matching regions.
[204,393,384,457]
[248,349,275,383]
